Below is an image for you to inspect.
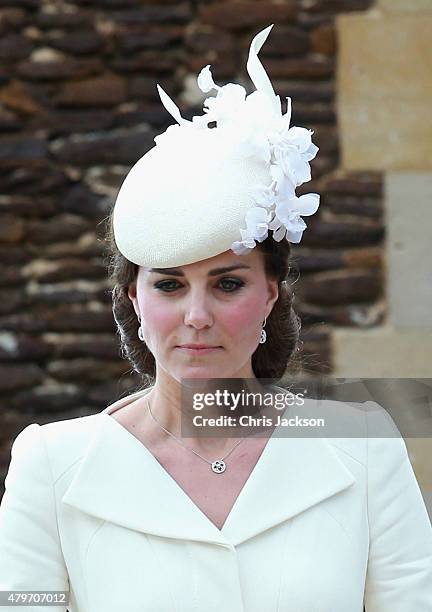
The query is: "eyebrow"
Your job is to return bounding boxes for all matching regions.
[148,264,252,277]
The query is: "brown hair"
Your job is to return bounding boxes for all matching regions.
[103,212,302,388]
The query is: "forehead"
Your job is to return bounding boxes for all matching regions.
[141,248,264,276]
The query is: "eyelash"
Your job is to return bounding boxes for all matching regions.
[154,278,245,293]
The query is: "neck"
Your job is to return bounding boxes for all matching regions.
[145,370,269,456]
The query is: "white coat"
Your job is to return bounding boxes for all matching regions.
[0,386,431,611]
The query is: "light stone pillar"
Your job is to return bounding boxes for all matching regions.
[333,2,432,516]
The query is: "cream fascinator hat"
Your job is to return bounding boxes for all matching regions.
[113,24,320,268]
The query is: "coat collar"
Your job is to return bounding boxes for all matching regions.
[61,388,356,548]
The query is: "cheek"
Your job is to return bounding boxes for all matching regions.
[140,296,179,336]
[222,293,263,339]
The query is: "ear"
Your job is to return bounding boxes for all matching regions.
[127,282,136,300]
[265,277,279,318]
[127,282,139,317]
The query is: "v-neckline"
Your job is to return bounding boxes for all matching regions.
[100,388,291,533]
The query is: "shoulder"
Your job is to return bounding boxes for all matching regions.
[10,413,103,483]
[274,383,404,466]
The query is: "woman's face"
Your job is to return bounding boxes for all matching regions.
[127,248,279,382]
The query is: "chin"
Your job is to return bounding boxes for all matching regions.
[174,364,232,381]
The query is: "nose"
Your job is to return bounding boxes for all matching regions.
[183,289,214,329]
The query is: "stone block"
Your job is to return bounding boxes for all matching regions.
[377,0,432,11]
[17,58,103,81]
[47,30,106,55]
[297,300,386,327]
[0,364,44,392]
[56,73,127,107]
[386,172,432,328]
[300,269,383,306]
[0,34,32,60]
[302,215,384,248]
[0,80,44,114]
[332,326,432,376]
[253,25,310,57]
[0,215,25,243]
[0,134,47,162]
[265,55,334,80]
[110,3,191,25]
[114,26,183,53]
[302,0,374,12]
[50,124,155,166]
[310,22,336,56]
[337,12,432,170]
[199,2,297,30]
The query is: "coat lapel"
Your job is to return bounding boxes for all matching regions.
[62,389,356,548]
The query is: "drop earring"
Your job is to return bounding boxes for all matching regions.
[259,317,267,344]
[137,314,145,342]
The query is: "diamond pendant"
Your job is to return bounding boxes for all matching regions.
[211,460,226,473]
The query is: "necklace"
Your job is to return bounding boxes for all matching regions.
[146,397,252,474]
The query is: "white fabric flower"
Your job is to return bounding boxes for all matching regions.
[241,90,281,134]
[202,82,247,127]
[231,229,257,255]
[270,164,296,200]
[244,207,271,240]
[231,207,272,254]
[268,193,320,243]
[283,126,312,149]
[272,131,318,187]
[154,24,321,254]
[250,183,276,209]
[277,194,318,224]
[235,130,271,163]
[197,65,220,94]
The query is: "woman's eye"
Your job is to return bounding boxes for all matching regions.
[154,278,245,293]
[219,278,245,292]
[154,280,180,292]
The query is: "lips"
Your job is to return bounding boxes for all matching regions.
[176,345,222,355]
[178,344,219,349]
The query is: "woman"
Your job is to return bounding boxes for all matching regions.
[1,24,431,612]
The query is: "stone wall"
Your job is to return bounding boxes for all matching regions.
[334,3,432,373]
[335,0,432,517]
[0,0,378,488]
